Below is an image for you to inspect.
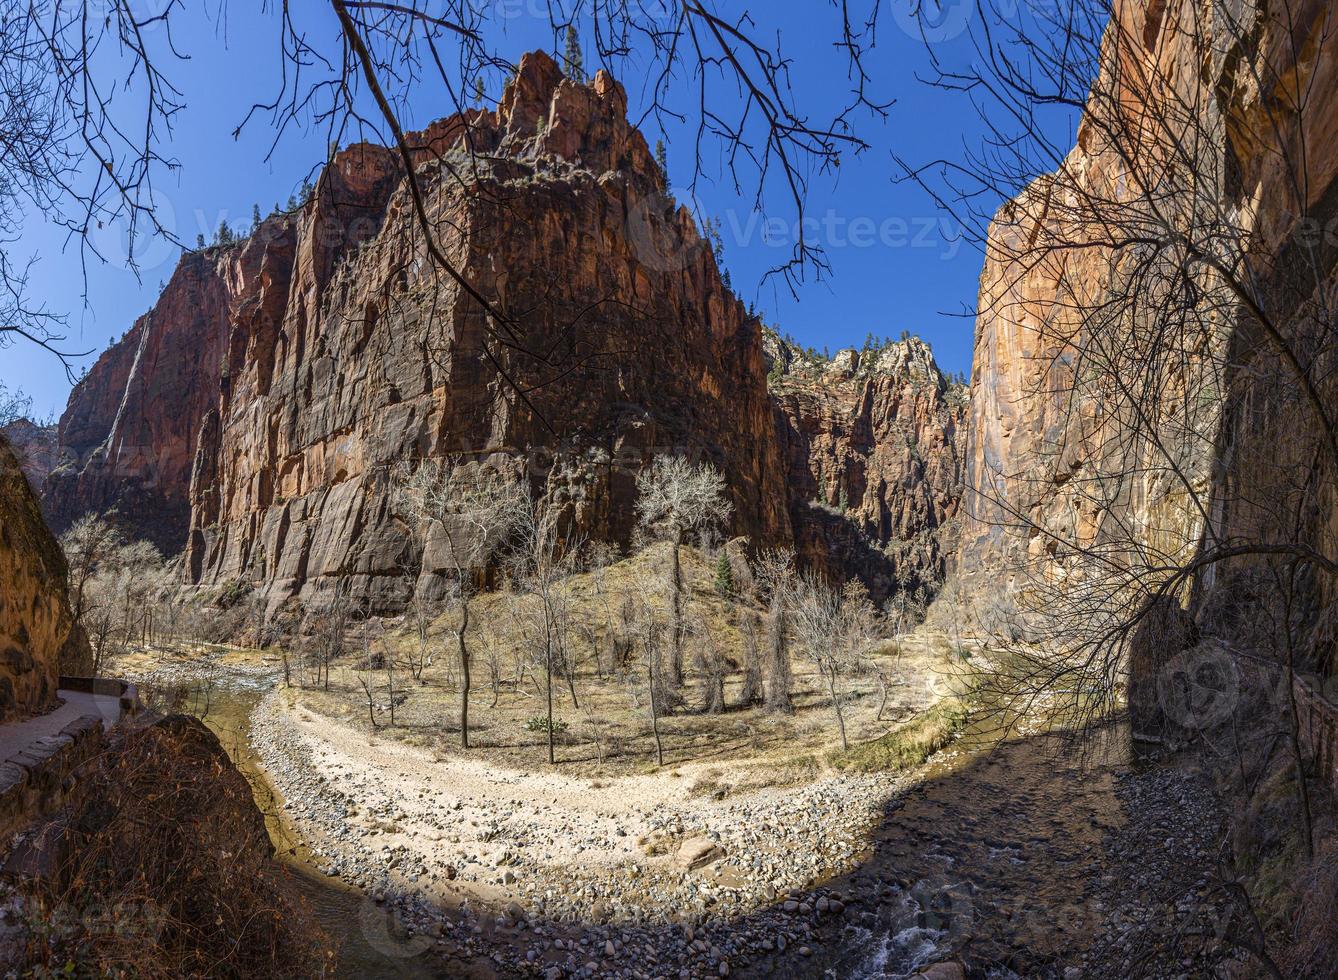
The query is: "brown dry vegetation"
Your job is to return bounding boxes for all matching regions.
[8,715,328,979]
[283,543,962,778]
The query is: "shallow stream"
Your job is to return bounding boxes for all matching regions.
[191,680,455,979]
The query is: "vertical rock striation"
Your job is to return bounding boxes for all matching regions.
[0,435,84,721]
[956,0,1338,650]
[767,331,967,603]
[47,52,792,613]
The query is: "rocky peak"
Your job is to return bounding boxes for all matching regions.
[764,326,967,602]
[398,50,658,190]
[45,50,788,615]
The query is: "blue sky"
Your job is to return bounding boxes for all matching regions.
[3,2,1078,420]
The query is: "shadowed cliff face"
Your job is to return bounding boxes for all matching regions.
[46,51,794,614]
[767,332,967,605]
[0,435,84,722]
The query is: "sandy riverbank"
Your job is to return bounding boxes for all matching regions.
[250,687,908,924]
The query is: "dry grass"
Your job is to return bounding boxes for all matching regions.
[830,667,978,773]
[11,715,329,978]
[288,543,949,778]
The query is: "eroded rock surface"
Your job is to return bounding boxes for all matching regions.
[47,51,792,613]
[767,332,966,603]
[0,435,84,722]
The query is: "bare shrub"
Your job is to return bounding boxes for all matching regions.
[15,716,329,977]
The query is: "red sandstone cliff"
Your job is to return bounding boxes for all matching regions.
[0,435,85,721]
[767,331,966,603]
[956,0,1338,635]
[47,52,792,613]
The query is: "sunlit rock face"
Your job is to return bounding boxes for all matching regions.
[46,51,792,614]
[956,0,1338,640]
[766,332,967,604]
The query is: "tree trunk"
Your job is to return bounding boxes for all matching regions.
[764,597,793,714]
[647,650,664,767]
[739,614,763,706]
[667,532,684,686]
[827,665,848,751]
[458,599,471,749]
[546,630,556,765]
[1284,660,1314,860]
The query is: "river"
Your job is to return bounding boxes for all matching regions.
[164,666,1220,979]
[188,677,458,979]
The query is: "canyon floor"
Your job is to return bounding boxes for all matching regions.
[104,639,1258,979]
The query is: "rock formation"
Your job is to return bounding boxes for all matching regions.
[955,0,1338,653]
[767,331,966,603]
[0,420,57,495]
[0,435,85,722]
[46,51,792,614]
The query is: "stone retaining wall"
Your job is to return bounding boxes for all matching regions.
[1294,674,1338,797]
[0,714,105,842]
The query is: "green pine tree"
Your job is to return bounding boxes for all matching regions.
[196,233,206,249]
[654,139,668,180]
[563,25,585,82]
[474,77,486,104]
[251,203,262,233]
[714,550,735,598]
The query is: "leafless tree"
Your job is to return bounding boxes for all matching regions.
[508,496,581,764]
[0,382,30,425]
[0,2,182,372]
[791,573,876,751]
[402,591,437,683]
[900,1,1334,967]
[393,457,527,749]
[584,540,622,678]
[688,612,726,714]
[626,592,667,767]
[635,455,732,687]
[737,608,764,707]
[305,581,356,690]
[60,515,126,632]
[753,548,797,714]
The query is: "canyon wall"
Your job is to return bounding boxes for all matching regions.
[956,0,1216,607]
[0,435,84,722]
[957,0,1338,658]
[767,332,966,604]
[47,52,793,614]
[0,421,57,496]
